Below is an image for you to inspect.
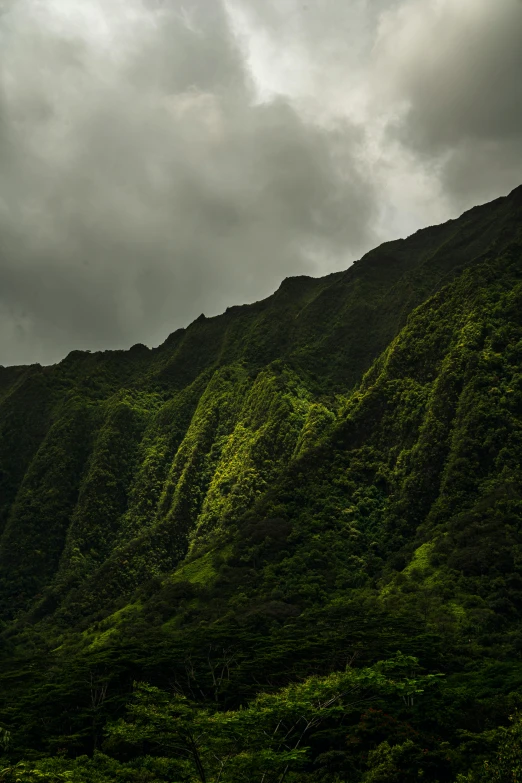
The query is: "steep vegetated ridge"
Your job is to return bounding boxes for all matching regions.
[0,186,521,781]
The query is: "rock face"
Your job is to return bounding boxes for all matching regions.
[0,185,521,780]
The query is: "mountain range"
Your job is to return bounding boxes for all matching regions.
[0,184,522,782]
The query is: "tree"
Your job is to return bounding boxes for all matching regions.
[457,713,522,783]
[107,654,441,783]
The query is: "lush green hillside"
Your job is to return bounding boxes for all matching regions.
[0,185,521,782]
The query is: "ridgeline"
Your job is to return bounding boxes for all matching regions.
[1,185,522,782]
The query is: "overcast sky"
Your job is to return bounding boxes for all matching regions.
[1,0,521,366]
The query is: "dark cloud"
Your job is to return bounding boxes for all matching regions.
[373,0,522,206]
[382,1,522,147]
[0,0,521,365]
[236,0,522,215]
[0,0,377,365]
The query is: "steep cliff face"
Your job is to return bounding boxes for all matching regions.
[0,186,521,780]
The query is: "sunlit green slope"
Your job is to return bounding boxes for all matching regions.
[0,185,521,781]
[0,186,520,627]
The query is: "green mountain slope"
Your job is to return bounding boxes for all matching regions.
[0,185,521,782]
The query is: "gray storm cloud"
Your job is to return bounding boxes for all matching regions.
[372,0,522,206]
[0,0,521,365]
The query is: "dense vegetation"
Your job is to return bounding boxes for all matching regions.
[0,185,521,781]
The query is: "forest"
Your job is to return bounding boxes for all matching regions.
[0,184,521,781]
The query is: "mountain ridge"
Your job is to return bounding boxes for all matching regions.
[0,184,521,781]
[0,181,520,627]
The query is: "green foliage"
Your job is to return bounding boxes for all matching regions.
[103,653,438,783]
[456,713,522,782]
[0,187,521,781]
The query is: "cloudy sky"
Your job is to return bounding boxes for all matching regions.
[0,0,521,366]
